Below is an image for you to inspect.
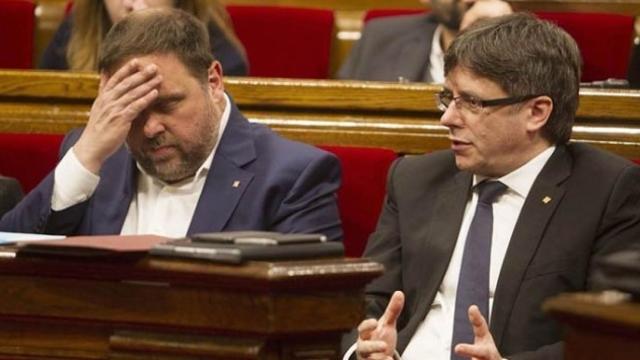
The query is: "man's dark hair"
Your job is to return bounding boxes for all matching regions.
[98,8,214,83]
[444,12,581,144]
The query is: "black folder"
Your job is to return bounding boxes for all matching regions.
[150,237,343,264]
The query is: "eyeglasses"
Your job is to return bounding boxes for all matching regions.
[435,91,542,113]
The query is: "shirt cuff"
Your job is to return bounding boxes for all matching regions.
[52,146,100,211]
[342,342,402,360]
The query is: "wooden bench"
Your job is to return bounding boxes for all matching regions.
[1,71,640,255]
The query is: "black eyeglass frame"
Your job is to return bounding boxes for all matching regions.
[435,91,544,112]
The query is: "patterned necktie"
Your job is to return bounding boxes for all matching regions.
[451,181,507,360]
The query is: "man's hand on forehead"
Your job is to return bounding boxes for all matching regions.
[74,57,163,174]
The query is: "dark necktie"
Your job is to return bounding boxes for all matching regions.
[451,181,507,360]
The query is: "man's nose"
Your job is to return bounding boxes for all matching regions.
[143,114,166,138]
[439,102,461,128]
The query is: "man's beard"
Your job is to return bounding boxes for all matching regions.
[432,0,467,31]
[133,129,216,184]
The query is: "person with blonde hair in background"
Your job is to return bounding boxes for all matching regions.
[40,0,248,76]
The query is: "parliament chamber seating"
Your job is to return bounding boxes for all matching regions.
[0,133,62,192]
[362,9,635,83]
[1,72,640,257]
[0,0,35,69]
[0,128,396,257]
[535,11,635,82]
[319,146,397,257]
[226,5,335,79]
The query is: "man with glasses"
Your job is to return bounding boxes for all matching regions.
[343,13,640,360]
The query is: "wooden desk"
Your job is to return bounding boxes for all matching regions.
[544,292,640,360]
[0,251,382,359]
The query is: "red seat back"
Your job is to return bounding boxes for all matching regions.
[0,133,63,192]
[0,0,35,69]
[535,12,634,82]
[364,9,426,23]
[226,5,334,79]
[65,0,74,14]
[320,146,397,257]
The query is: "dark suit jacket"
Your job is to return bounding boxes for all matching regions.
[352,145,640,359]
[337,13,438,82]
[0,101,342,240]
[39,15,249,76]
[0,176,22,218]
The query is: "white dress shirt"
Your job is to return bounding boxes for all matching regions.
[402,146,555,360]
[427,25,445,84]
[52,94,231,238]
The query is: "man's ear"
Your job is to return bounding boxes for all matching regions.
[207,61,224,95]
[526,96,553,133]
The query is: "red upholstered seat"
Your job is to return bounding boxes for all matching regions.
[535,12,634,82]
[364,8,426,23]
[320,146,397,257]
[226,5,334,79]
[0,0,35,69]
[65,0,74,14]
[0,133,63,192]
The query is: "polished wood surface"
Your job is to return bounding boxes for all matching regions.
[1,70,640,159]
[0,250,383,359]
[544,292,640,360]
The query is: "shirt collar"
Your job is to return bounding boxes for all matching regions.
[473,146,556,198]
[428,25,445,83]
[136,93,232,189]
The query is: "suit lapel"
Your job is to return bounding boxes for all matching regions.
[491,147,571,346]
[398,170,472,351]
[188,100,256,234]
[91,148,136,234]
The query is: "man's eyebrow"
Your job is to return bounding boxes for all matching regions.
[155,92,186,103]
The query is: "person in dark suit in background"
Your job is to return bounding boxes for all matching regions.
[626,18,640,88]
[337,0,512,83]
[344,13,640,360]
[40,0,248,76]
[0,176,22,218]
[2,8,341,240]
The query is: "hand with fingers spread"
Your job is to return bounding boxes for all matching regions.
[356,291,405,360]
[453,305,503,360]
[73,58,162,174]
[460,0,513,31]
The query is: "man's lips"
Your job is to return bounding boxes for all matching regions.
[147,145,176,158]
[449,137,472,151]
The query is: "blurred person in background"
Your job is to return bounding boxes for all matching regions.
[40,0,248,76]
[338,0,511,83]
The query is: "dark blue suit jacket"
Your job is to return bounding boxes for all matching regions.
[0,101,342,240]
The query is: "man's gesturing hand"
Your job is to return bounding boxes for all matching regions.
[356,291,405,360]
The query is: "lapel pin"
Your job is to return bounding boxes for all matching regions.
[542,196,552,204]
[232,180,241,188]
